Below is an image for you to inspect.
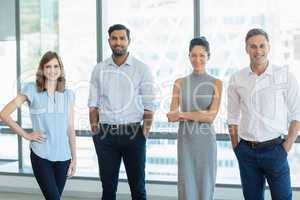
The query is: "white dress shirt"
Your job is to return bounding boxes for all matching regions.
[227,63,300,142]
[88,54,157,124]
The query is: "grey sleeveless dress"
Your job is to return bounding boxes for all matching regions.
[177,72,217,200]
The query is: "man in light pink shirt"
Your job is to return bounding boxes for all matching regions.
[228,28,300,200]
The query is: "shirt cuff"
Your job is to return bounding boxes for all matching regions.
[289,113,300,122]
[88,102,98,108]
[143,104,157,112]
[227,118,240,125]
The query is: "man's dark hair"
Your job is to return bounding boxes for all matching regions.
[245,28,269,43]
[108,24,130,40]
[189,36,210,58]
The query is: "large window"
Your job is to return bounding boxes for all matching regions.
[59,0,97,131]
[0,0,18,162]
[1,0,300,189]
[0,0,17,119]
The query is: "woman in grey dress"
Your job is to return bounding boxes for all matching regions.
[167,37,222,200]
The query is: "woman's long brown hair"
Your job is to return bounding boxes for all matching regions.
[36,51,66,92]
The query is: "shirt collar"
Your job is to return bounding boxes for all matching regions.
[247,62,273,76]
[106,53,133,67]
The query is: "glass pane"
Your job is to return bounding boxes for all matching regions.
[0,43,17,120]
[59,0,97,131]
[0,0,15,39]
[0,0,17,120]
[20,0,97,168]
[289,143,300,187]
[103,0,194,133]
[74,138,178,181]
[0,0,18,167]
[216,141,240,184]
[145,139,177,181]
[0,133,18,161]
[75,137,98,177]
[201,0,300,134]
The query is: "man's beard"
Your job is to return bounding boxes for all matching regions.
[112,47,127,57]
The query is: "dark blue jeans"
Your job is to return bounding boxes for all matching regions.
[93,124,147,200]
[30,150,71,200]
[234,140,292,200]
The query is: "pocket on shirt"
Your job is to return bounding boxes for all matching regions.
[236,86,249,102]
[258,88,288,132]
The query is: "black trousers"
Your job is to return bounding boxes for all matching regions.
[30,150,70,200]
[93,123,147,200]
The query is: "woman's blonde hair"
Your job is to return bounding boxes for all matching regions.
[36,51,66,92]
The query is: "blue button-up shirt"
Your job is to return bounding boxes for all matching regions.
[21,82,75,161]
[88,54,156,124]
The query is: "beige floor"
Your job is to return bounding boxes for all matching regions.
[0,192,180,200]
[0,192,94,200]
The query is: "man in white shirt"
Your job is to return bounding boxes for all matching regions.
[228,28,300,200]
[88,24,156,200]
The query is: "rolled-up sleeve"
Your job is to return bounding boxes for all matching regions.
[21,82,34,104]
[287,73,300,122]
[139,66,158,112]
[227,75,241,125]
[88,66,100,108]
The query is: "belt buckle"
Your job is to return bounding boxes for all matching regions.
[250,141,258,148]
[111,124,119,130]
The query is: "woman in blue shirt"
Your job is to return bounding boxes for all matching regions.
[0,51,77,200]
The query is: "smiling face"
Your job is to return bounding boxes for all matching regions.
[108,29,130,57]
[43,58,61,81]
[189,45,209,73]
[246,34,270,67]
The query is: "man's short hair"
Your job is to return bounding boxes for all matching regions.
[245,28,269,43]
[108,24,130,40]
